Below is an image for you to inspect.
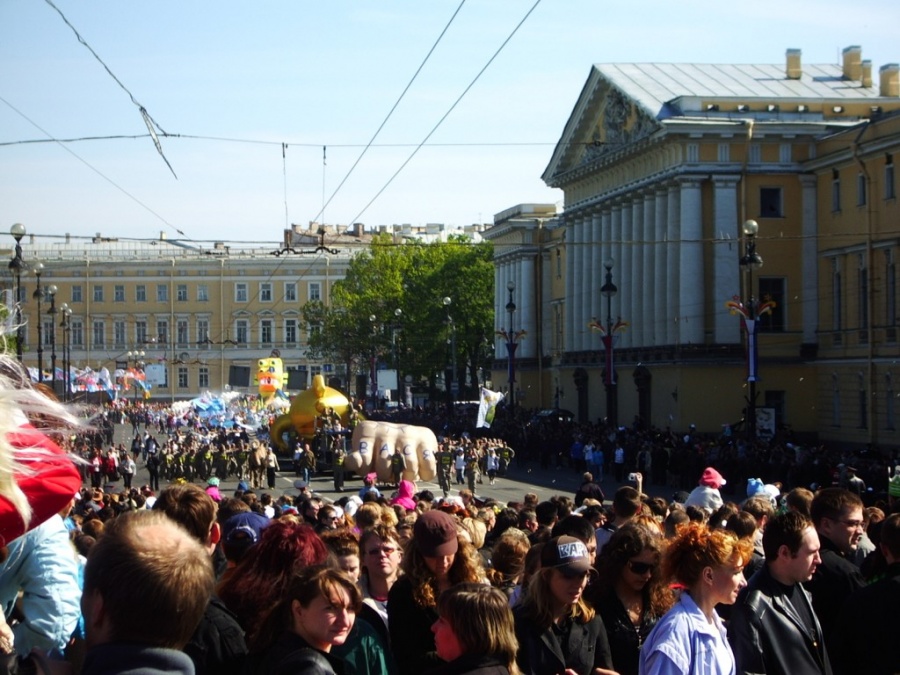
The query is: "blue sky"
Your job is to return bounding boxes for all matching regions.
[1,0,896,246]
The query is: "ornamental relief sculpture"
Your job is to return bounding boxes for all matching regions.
[580,86,659,167]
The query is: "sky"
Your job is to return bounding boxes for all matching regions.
[1,0,897,247]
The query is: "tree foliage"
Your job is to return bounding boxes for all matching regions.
[302,233,494,400]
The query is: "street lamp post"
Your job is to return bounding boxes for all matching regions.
[442,297,457,408]
[392,308,403,406]
[47,284,57,393]
[8,223,26,362]
[126,349,146,407]
[368,314,378,409]
[60,303,71,402]
[600,259,619,428]
[505,281,518,408]
[32,262,44,383]
[726,219,771,440]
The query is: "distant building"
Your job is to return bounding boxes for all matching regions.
[488,46,900,447]
[3,220,485,401]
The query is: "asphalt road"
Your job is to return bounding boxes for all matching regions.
[110,422,672,507]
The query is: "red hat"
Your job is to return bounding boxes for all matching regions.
[699,467,726,489]
[2,425,82,547]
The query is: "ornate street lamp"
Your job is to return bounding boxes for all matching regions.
[726,219,774,440]
[442,297,457,407]
[60,303,72,402]
[47,284,57,393]
[8,223,26,362]
[591,259,628,428]
[505,281,518,408]
[392,308,403,406]
[31,262,44,383]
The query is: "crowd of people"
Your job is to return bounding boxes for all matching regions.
[3,349,900,674]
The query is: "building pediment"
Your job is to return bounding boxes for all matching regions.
[543,66,661,187]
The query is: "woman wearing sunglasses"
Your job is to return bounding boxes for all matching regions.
[586,524,673,675]
[513,536,618,675]
[639,522,752,675]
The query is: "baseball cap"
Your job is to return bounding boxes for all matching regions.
[222,512,271,545]
[413,510,459,558]
[541,535,592,578]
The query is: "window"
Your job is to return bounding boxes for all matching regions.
[887,250,897,330]
[235,320,249,345]
[887,373,896,431]
[197,285,209,302]
[284,319,298,345]
[261,319,273,345]
[93,285,104,302]
[197,319,210,347]
[556,250,562,279]
[748,144,761,164]
[173,319,187,346]
[763,390,786,429]
[832,259,842,331]
[858,255,869,330]
[832,169,841,212]
[235,283,248,303]
[857,173,867,206]
[199,367,209,389]
[114,321,126,347]
[260,283,273,302]
[758,278,786,332]
[71,286,83,303]
[779,144,791,163]
[284,282,297,302]
[153,320,166,347]
[177,284,188,302]
[311,365,322,382]
[759,187,783,217]
[858,373,867,429]
[42,319,54,346]
[135,320,148,345]
[114,285,125,302]
[92,320,105,347]
[886,155,896,200]
[71,321,83,347]
[308,322,322,340]
[308,283,321,301]
[136,285,146,302]
[832,374,841,427]
[156,284,168,302]
[178,367,188,389]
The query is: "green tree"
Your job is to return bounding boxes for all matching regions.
[302,233,494,402]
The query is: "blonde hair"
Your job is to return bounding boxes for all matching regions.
[519,565,595,630]
[403,534,484,608]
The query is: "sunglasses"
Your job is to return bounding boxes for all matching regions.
[366,546,399,557]
[559,567,594,580]
[627,560,657,575]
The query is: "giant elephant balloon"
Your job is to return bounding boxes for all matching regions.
[346,420,437,483]
[269,374,353,450]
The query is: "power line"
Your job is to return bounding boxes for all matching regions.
[307,0,468,225]
[344,0,544,227]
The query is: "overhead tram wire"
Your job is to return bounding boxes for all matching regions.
[342,0,543,228]
[307,0,468,227]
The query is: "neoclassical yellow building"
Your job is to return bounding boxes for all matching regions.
[487,46,900,447]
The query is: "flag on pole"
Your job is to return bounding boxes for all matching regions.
[477,387,505,429]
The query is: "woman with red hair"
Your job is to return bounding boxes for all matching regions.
[218,518,327,653]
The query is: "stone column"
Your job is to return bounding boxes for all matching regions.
[666,185,681,345]
[610,204,623,337]
[800,175,819,345]
[654,187,668,346]
[564,218,575,353]
[521,255,536,358]
[630,198,644,347]
[642,192,656,347]
[713,176,741,344]
[619,202,633,349]
[679,178,704,345]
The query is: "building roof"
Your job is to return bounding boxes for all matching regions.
[596,62,883,120]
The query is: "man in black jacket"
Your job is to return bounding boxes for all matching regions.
[728,511,832,675]
[833,513,900,675]
[803,487,865,658]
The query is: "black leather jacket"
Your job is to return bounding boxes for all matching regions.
[728,565,832,675]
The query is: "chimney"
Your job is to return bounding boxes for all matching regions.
[353,222,364,238]
[842,45,862,81]
[881,64,900,97]
[861,60,873,88]
[786,49,802,79]
[159,231,167,241]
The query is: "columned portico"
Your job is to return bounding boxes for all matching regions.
[679,178,704,345]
